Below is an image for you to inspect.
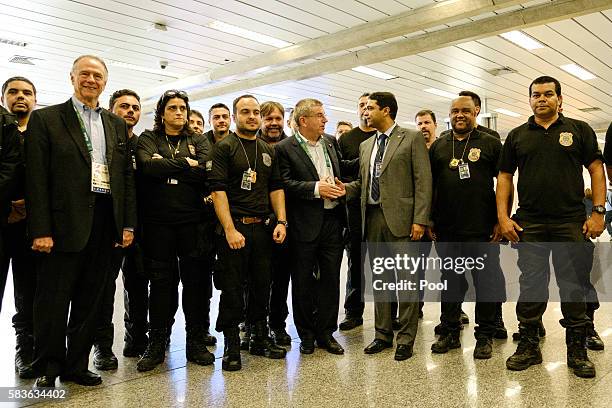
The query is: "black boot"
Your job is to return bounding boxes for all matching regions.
[222,328,241,371]
[431,331,461,354]
[93,344,118,370]
[249,321,286,359]
[506,324,542,371]
[566,327,596,378]
[240,324,251,351]
[473,336,493,359]
[137,329,167,372]
[493,304,508,339]
[15,334,35,379]
[586,326,605,351]
[186,327,215,366]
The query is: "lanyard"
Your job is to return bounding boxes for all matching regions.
[295,131,332,170]
[72,104,93,154]
[165,135,181,159]
[236,134,257,172]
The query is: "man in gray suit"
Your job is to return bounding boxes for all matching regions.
[344,91,432,361]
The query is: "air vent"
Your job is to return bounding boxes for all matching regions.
[485,66,518,76]
[0,38,27,47]
[578,107,601,112]
[8,55,36,65]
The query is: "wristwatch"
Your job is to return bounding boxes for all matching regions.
[592,205,606,215]
[277,220,288,227]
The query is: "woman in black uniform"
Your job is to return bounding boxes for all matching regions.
[135,90,213,371]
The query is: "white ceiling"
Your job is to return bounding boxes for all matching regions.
[0,0,610,137]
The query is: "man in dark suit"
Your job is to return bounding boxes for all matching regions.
[345,92,432,361]
[26,55,136,387]
[275,98,346,355]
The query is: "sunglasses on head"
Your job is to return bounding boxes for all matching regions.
[163,89,189,100]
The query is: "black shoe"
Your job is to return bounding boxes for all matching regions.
[123,342,147,358]
[300,339,315,354]
[364,339,393,354]
[392,318,401,331]
[222,329,242,371]
[186,329,215,366]
[586,328,604,351]
[473,337,493,359]
[567,328,596,378]
[249,322,286,359]
[339,317,363,331]
[431,332,461,354]
[93,346,118,370]
[394,344,413,361]
[137,330,167,372]
[434,321,463,336]
[34,376,56,388]
[15,334,35,379]
[271,328,292,346]
[493,311,508,340]
[460,310,469,325]
[506,327,542,371]
[60,370,102,386]
[203,332,217,346]
[316,336,344,355]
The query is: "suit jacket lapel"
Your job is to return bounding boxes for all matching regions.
[61,99,91,165]
[101,110,115,167]
[323,138,341,179]
[362,136,375,191]
[291,137,319,180]
[381,125,403,174]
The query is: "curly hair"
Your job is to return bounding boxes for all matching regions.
[153,90,193,135]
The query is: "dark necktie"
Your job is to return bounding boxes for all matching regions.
[370,133,388,202]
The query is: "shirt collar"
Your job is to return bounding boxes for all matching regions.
[296,130,321,146]
[71,95,102,114]
[377,122,396,139]
[527,113,565,129]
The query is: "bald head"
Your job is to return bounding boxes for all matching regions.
[449,96,477,135]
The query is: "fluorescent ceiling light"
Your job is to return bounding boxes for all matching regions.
[351,66,398,80]
[423,88,457,99]
[251,90,290,100]
[0,38,27,47]
[328,106,354,113]
[208,21,292,48]
[494,108,521,118]
[560,63,596,80]
[107,60,179,78]
[500,31,544,50]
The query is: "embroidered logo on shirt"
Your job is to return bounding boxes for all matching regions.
[468,148,481,162]
[188,144,196,155]
[262,152,272,167]
[559,132,573,147]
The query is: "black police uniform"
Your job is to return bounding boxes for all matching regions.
[208,133,283,333]
[429,129,505,339]
[338,127,375,321]
[135,128,211,358]
[499,114,602,330]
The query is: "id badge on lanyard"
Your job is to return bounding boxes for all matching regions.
[458,162,470,180]
[92,162,111,194]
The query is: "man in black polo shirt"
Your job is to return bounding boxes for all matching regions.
[497,76,605,378]
[429,96,505,360]
[209,94,288,371]
[205,103,232,145]
[337,92,376,330]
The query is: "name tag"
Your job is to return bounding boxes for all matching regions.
[458,162,470,180]
[167,178,178,185]
[374,162,382,178]
[92,162,111,194]
[241,171,252,191]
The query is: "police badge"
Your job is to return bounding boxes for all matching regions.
[188,144,196,155]
[559,132,573,147]
[467,148,481,162]
[262,152,272,167]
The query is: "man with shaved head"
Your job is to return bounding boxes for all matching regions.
[428,96,505,359]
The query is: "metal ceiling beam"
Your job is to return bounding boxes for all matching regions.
[157,0,609,110]
[141,0,525,100]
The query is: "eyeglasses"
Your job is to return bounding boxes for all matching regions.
[304,113,327,120]
[163,89,189,100]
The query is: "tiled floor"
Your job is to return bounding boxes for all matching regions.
[1,255,612,408]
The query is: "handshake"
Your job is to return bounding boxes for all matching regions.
[319,177,346,200]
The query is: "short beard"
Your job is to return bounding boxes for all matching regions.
[236,125,257,137]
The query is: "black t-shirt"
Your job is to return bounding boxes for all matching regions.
[339,126,376,166]
[430,129,501,238]
[603,122,612,164]
[499,114,603,223]
[208,133,282,217]
[136,130,209,225]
